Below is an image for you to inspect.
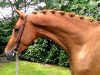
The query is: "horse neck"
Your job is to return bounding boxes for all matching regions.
[30,11,100,55]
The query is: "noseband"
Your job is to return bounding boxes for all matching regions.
[14,15,28,53]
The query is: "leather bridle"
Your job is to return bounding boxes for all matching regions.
[14,15,28,53]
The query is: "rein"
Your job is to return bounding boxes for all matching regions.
[14,15,28,53]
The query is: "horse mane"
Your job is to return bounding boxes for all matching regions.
[31,10,100,25]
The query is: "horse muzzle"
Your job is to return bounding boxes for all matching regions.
[4,49,16,60]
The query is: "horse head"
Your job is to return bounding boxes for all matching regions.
[5,10,39,60]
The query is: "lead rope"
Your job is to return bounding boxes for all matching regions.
[14,15,28,75]
[16,52,19,75]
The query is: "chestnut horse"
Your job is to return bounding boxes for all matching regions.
[5,10,100,75]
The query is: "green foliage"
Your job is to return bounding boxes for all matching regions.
[22,38,48,62]
[0,17,16,53]
[22,38,69,67]
[43,0,100,20]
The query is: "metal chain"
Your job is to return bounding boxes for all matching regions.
[16,52,19,75]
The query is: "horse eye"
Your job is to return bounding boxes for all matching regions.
[14,28,19,32]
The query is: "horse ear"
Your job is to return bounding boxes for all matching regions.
[15,9,26,18]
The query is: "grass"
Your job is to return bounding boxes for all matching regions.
[0,60,71,75]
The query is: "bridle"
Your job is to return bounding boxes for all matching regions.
[12,15,28,75]
[13,15,28,54]
[11,15,28,75]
